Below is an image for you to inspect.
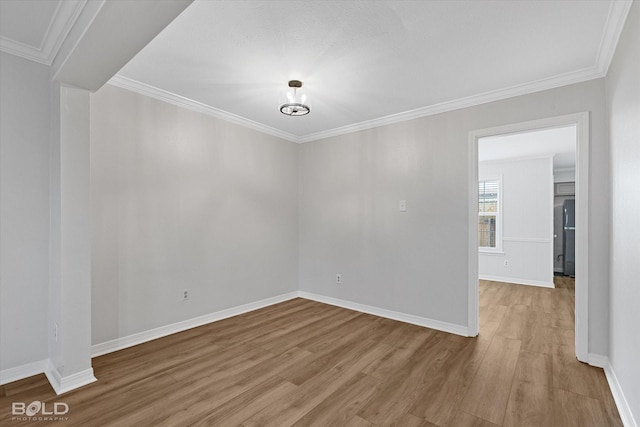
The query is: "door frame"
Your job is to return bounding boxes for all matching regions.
[467,112,589,362]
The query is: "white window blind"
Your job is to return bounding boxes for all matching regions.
[479,179,500,250]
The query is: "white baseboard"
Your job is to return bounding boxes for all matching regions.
[593,355,638,427]
[587,353,608,368]
[4,291,474,392]
[1,293,299,389]
[91,291,299,357]
[92,290,471,359]
[298,291,470,337]
[0,359,48,385]
[479,274,554,288]
[45,360,97,395]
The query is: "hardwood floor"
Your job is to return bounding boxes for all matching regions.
[1,278,622,426]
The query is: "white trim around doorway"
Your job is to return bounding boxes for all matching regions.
[468,111,589,362]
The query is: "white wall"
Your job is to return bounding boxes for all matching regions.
[0,53,51,372]
[299,78,610,354]
[479,157,553,287]
[606,2,640,425]
[47,85,95,392]
[554,169,575,183]
[90,84,299,345]
[0,31,621,397]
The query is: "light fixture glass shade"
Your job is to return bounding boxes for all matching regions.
[280,80,310,116]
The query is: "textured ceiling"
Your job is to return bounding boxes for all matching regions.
[115,0,626,142]
[479,126,576,171]
[0,0,630,143]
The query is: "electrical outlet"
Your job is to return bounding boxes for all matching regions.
[503,260,509,267]
[336,274,342,284]
[183,290,189,300]
[54,323,58,342]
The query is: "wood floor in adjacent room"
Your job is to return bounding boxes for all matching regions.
[1,277,622,426]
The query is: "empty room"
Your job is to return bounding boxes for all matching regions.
[1,1,638,426]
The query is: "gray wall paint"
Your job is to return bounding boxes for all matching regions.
[0,53,51,371]
[299,79,609,354]
[0,54,616,375]
[606,2,640,423]
[90,84,299,344]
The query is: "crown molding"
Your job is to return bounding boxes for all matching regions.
[108,75,300,143]
[300,1,635,145]
[298,65,604,143]
[595,0,633,76]
[107,0,631,145]
[112,64,603,146]
[0,0,86,66]
[0,37,47,65]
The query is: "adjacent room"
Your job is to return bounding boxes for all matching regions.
[1,1,638,426]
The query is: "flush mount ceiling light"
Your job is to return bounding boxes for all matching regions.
[279,80,310,116]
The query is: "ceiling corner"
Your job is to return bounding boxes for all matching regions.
[108,74,301,144]
[594,0,634,76]
[0,35,48,65]
[53,0,193,91]
[41,0,88,65]
[0,0,87,66]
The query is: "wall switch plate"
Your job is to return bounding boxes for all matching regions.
[399,200,407,212]
[336,274,342,284]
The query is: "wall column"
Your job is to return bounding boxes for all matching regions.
[47,83,95,394]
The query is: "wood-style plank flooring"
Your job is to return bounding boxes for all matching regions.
[1,277,622,426]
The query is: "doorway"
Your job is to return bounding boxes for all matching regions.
[476,126,576,288]
[468,112,589,362]
[554,182,576,277]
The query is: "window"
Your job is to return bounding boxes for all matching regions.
[479,179,501,251]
